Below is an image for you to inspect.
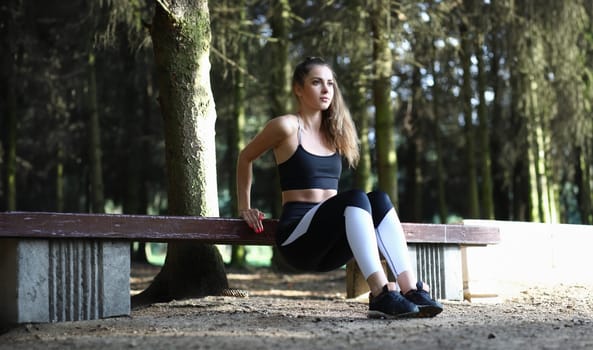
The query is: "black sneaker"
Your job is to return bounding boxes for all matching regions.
[402,281,444,317]
[368,285,420,319]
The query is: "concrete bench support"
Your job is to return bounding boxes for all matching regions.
[0,238,130,326]
[410,243,463,300]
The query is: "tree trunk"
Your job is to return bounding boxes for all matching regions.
[476,33,495,220]
[120,41,150,264]
[460,24,480,218]
[575,147,592,224]
[369,0,398,203]
[269,0,291,219]
[403,65,424,222]
[6,55,17,211]
[229,0,248,269]
[350,0,372,193]
[488,30,508,220]
[269,0,292,123]
[507,4,530,222]
[56,143,64,212]
[579,146,593,224]
[268,0,297,272]
[523,34,558,224]
[132,0,228,308]
[0,141,3,210]
[586,0,593,224]
[353,100,373,193]
[431,47,448,223]
[122,67,145,215]
[87,52,105,214]
[510,74,529,222]
[411,66,423,222]
[525,90,540,221]
[131,54,160,264]
[1,0,18,212]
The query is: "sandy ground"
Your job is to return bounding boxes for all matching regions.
[1,263,592,350]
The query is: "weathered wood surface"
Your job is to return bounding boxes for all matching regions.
[0,212,500,246]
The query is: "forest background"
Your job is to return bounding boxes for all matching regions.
[1,0,592,233]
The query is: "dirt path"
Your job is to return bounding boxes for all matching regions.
[2,264,592,349]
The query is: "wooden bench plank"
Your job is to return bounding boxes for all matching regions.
[0,212,276,246]
[402,222,500,245]
[0,212,500,245]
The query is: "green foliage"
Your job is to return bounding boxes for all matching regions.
[1,0,592,224]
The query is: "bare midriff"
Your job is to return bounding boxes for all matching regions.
[281,189,337,205]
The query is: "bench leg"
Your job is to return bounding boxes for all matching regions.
[0,239,130,327]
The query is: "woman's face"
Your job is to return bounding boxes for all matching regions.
[295,65,334,111]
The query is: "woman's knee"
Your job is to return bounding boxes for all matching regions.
[342,189,372,212]
[367,190,394,222]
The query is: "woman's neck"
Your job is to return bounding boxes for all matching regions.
[297,110,322,131]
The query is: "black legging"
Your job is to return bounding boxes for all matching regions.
[276,189,393,272]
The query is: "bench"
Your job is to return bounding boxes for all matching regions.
[0,211,500,326]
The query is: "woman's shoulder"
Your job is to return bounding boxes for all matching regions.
[269,114,298,126]
[265,114,298,135]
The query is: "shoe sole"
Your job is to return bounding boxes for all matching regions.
[416,305,443,318]
[367,310,420,319]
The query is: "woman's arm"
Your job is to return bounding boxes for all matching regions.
[236,115,295,232]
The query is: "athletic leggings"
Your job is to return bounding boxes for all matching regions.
[276,189,412,279]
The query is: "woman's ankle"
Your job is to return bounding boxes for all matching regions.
[371,282,397,298]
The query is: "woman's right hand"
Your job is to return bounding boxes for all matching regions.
[239,208,265,233]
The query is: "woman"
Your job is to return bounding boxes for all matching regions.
[236,57,443,318]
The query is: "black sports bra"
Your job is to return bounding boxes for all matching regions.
[277,118,342,191]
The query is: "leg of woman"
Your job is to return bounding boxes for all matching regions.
[342,205,388,296]
[368,190,444,316]
[277,190,419,318]
[340,192,420,318]
[367,191,416,293]
[375,209,417,293]
[278,190,384,279]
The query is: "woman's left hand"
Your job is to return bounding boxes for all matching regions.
[239,208,265,234]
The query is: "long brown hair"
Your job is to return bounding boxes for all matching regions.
[292,57,360,167]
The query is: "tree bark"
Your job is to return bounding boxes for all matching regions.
[268,0,297,272]
[1,0,19,212]
[411,65,424,222]
[132,0,228,308]
[56,144,64,212]
[120,40,150,264]
[578,146,592,224]
[460,23,480,218]
[6,50,17,211]
[585,0,593,224]
[476,33,495,220]
[5,85,17,212]
[269,0,292,123]
[230,0,248,268]
[351,0,372,192]
[487,28,509,220]
[525,86,542,222]
[431,45,448,224]
[369,0,398,203]
[87,52,105,214]
[269,0,291,218]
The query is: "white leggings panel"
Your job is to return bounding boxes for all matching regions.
[279,202,412,281]
[376,208,413,277]
[344,206,384,279]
